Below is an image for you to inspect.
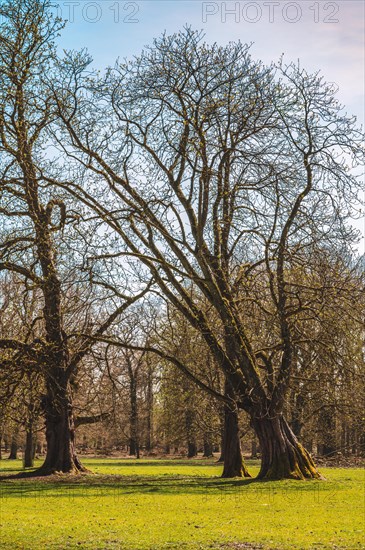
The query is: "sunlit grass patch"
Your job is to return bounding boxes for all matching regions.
[0,458,363,549]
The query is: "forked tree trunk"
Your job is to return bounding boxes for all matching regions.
[221,402,251,478]
[251,414,321,480]
[36,379,87,475]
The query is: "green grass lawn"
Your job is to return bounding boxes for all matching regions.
[0,457,364,549]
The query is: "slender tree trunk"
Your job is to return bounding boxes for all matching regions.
[221,402,251,478]
[145,366,153,452]
[24,426,34,468]
[36,376,86,474]
[185,408,197,458]
[251,439,258,459]
[251,414,321,480]
[203,437,213,458]
[217,403,225,462]
[187,441,197,458]
[36,440,42,455]
[129,374,139,458]
[8,430,19,460]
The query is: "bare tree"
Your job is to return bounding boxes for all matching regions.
[0,0,150,474]
[54,28,363,479]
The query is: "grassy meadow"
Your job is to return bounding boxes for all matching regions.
[0,458,364,549]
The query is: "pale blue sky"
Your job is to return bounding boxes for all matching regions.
[54,0,364,247]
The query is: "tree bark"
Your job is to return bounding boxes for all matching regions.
[36,378,87,474]
[187,441,197,458]
[8,430,19,460]
[251,414,321,480]
[145,365,153,452]
[221,402,251,478]
[185,408,197,458]
[24,427,34,468]
[217,403,225,462]
[129,372,140,458]
[203,437,213,458]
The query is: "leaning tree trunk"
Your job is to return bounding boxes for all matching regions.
[36,375,87,475]
[251,414,321,480]
[221,401,251,478]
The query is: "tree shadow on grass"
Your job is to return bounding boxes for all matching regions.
[87,459,222,468]
[0,472,263,502]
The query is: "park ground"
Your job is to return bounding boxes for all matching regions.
[0,458,364,549]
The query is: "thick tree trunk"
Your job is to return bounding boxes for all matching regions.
[251,414,321,480]
[24,426,34,467]
[221,402,251,478]
[36,379,86,475]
